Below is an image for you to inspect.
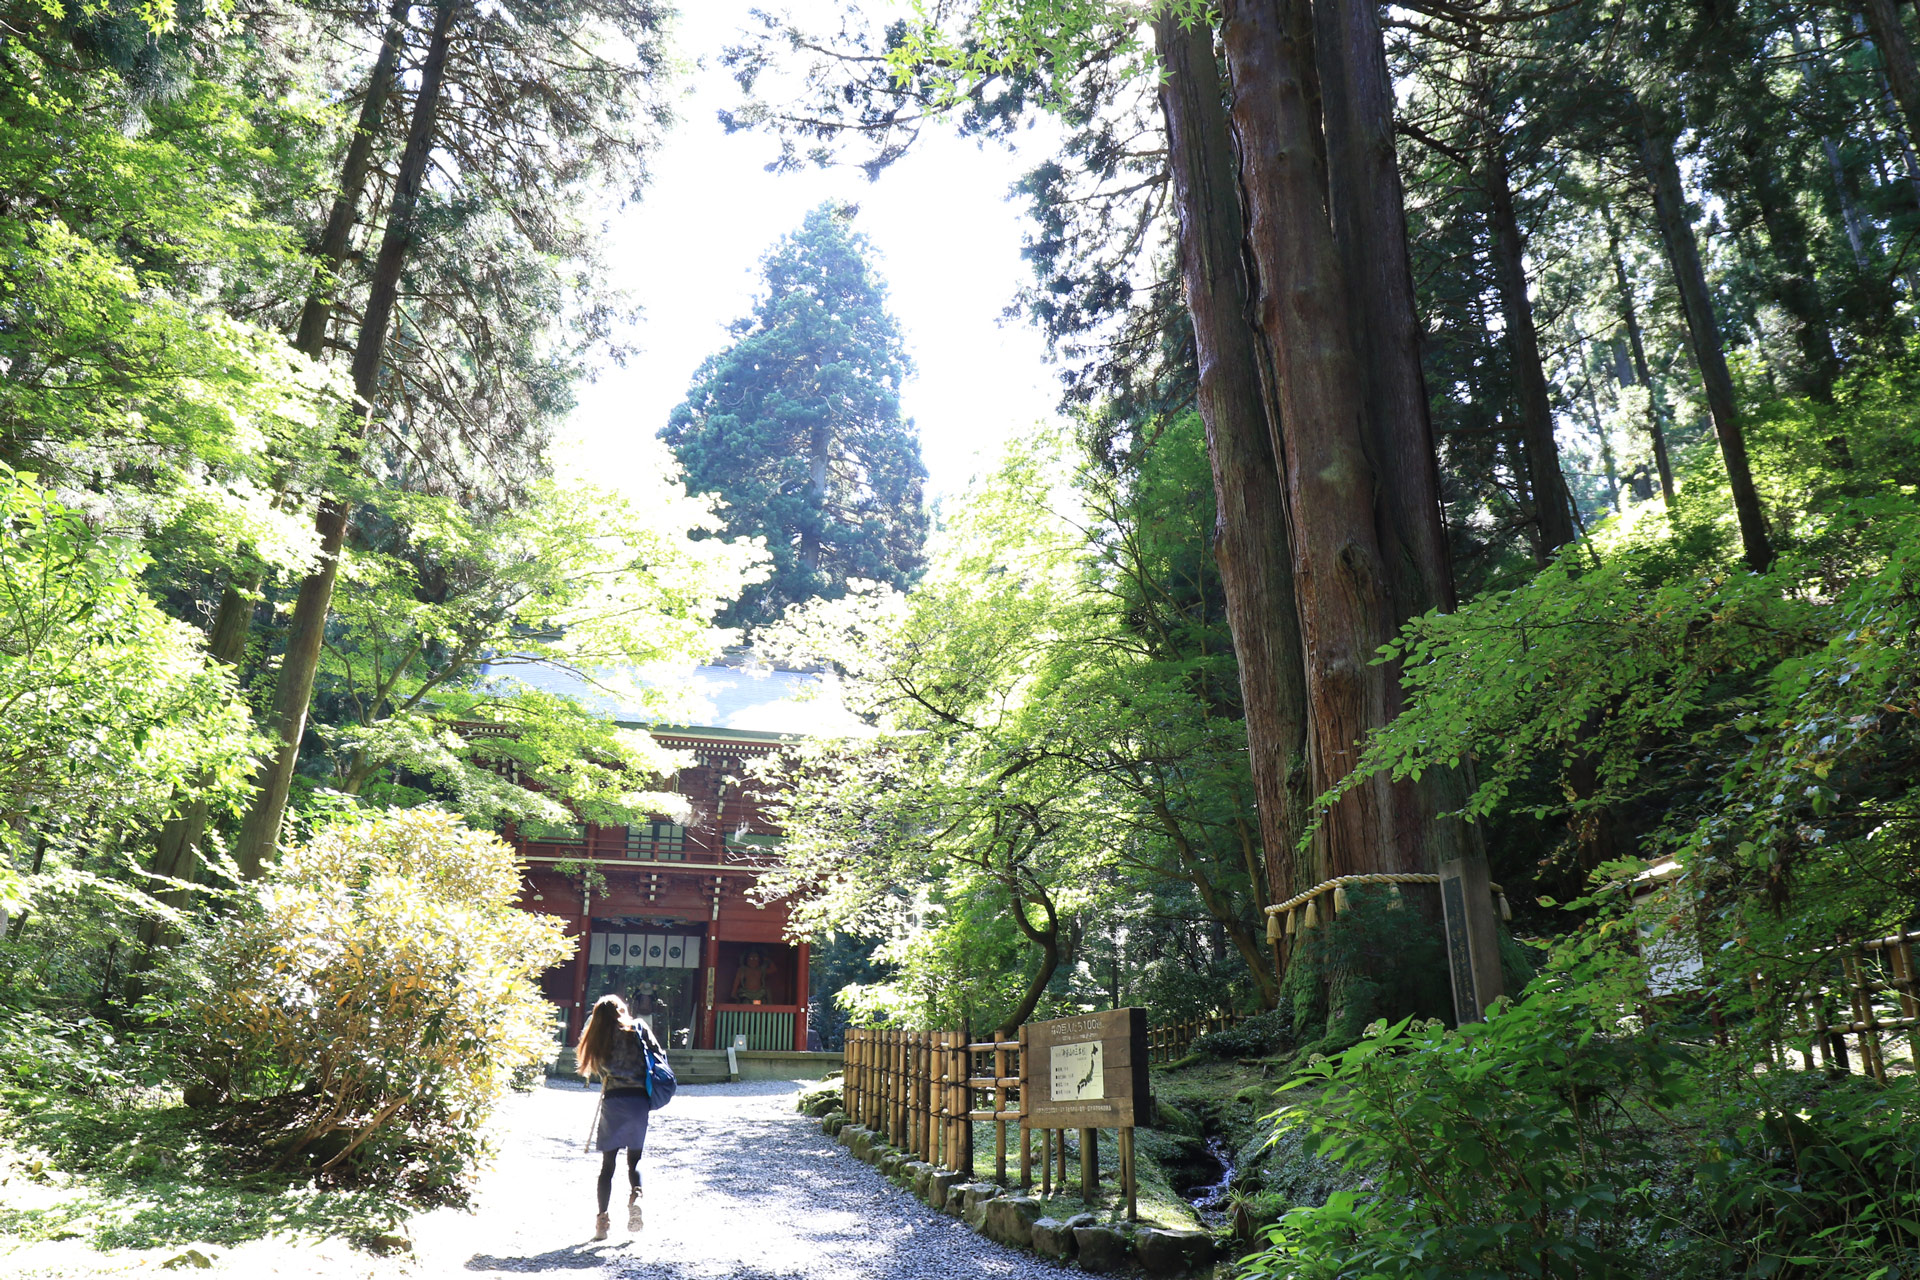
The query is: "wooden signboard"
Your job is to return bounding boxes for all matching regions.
[1022,1007,1149,1128]
[1019,1007,1150,1217]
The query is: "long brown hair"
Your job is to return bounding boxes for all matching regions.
[575,994,633,1080]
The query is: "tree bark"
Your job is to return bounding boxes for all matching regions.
[1219,0,1402,880]
[1480,114,1576,557]
[234,0,462,877]
[1635,110,1774,572]
[1607,228,1676,508]
[1309,0,1482,885]
[1002,889,1060,1033]
[1153,14,1311,909]
[1863,0,1920,147]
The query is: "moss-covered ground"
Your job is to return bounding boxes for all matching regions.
[0,1084,408,1260]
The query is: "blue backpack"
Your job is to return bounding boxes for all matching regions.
[637,1028,676,1109]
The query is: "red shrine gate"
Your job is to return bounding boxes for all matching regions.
[506,724,811,1051]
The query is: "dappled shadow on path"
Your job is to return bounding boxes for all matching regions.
[466,1242,614,1272]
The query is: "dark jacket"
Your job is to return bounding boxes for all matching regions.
[597,1025,655,1096]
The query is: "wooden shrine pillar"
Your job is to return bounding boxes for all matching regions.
[699,921,720,1050]
[568,908,591,1040]
[794,940,811,1050]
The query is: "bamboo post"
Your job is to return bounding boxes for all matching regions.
[961,1023,975,1177]
[896,1028,909,1147]
[850,1030,861,1125]
[1845,948,1887,1084]
[1018,1024,1033,1191]
[1893,939,1920,1070]
[919,1031,931,1161]
[880,1028,889,1133]
[933,1031,946,1170]
[994,1036,1009,1184]
[947,1029,959,1171]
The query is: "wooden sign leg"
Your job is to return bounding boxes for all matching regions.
[1080,1127,1098,1203]
[1019,1123,1032,1191]
[1120,1127,1137,1221]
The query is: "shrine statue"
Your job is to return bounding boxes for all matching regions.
[731,948,776,1004]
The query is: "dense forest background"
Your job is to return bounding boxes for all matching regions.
[2,0,1918,1273]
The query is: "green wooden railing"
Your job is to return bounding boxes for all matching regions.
[717,1008,795,1051]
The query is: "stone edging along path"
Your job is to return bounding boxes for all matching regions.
[818,1111,1220,1276]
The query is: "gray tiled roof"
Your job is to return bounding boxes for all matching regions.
[474,659,865,740]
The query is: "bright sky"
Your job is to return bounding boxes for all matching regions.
[557,2,1068,509]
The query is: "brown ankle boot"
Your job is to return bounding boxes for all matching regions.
[592,1212,610,1241]
[627,1189,643,1232]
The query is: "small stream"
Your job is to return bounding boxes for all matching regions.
[1179,1136,1237,1227]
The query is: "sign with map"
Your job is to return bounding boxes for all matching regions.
[1051,1040,1104,1101]
[1023,1008,1149,1130]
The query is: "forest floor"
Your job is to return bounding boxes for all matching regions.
[0,1078,1073,1278]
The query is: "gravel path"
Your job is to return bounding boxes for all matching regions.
[427,1078,1070,1280]
[5,1079,1072,1279]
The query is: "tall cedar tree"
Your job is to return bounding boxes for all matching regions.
[666,205,929,630]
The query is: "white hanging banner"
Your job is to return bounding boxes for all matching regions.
[662,936,688,967]
[605,933,629,967]
[643,934,666,967]
[589,932,607,966]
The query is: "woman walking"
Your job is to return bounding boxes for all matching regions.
[575,993,658,1240]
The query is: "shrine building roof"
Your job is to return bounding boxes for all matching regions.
[474,658,869,744]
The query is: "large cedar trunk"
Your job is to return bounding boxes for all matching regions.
[1153,15,1311,909]
[1308,0,1479,882]
[1636,111,1774,572]
[1219,0,1402,881]
[234,0,463,877]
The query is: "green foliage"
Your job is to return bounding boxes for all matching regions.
[761,421,1279,1029]
[163,810,570,1193]
[0,470,257,934]
[1249,954,1695,1279]
[666,203,928,631]
[1244,931,1920,1280]
[1191,1008,1293,1060]
[0,14,344,567]
[311,471,762,822]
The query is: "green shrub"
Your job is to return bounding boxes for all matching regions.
[1245,949,1694,1280]
[796,1078,844,1116]
[161,809,570,1196]
[0,1006,163,1100]
[1192,1008,1292,1060]
[1242,939,1920,1280]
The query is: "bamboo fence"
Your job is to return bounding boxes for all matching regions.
[1751,928,1920,1082]
[1146,1011,1242,1064]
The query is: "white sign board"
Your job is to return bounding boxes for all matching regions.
[1050,1040,1105,1102]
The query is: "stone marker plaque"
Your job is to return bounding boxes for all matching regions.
[1023,1008,1149,1130]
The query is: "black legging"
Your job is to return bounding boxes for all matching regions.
[596,1148,641,1213]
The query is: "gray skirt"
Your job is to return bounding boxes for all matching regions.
[593,1090,652,1153]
